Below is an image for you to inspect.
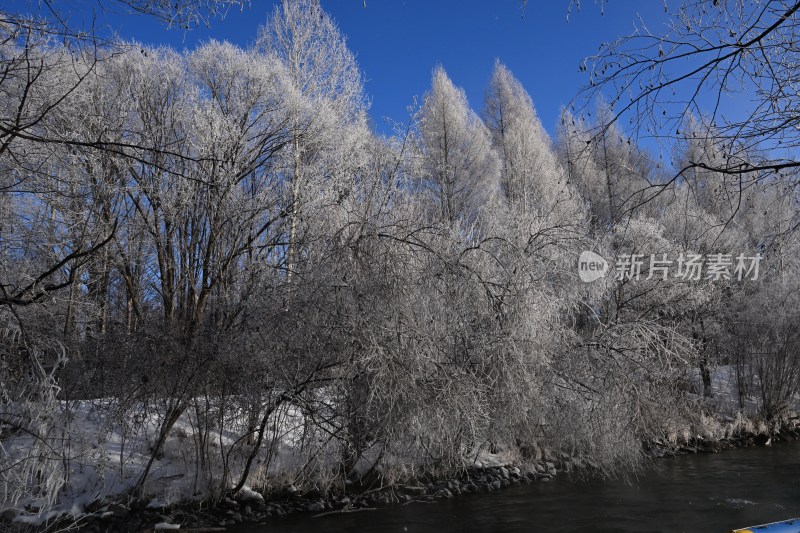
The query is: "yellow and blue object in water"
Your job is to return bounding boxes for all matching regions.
[731,519,800,532]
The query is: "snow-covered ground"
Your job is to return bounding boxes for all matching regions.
[686,365,765,416]
[1,397,313,525]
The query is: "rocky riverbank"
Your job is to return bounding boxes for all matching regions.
[25,459,561,533]
[8,418,800,533]
[645,416,800,458]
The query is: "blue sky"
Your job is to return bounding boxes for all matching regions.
[11,1,673,136]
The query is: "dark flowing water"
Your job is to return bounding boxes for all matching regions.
[234,442,800,533]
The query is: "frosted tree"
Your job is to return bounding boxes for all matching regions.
[484,60,580,219]
[105,42,298,488]
[556,109,610,226]
[258,0,367,283]
[417,66,500,225]
[557,104,655,229]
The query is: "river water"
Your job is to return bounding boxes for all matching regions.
[234,442,800,533]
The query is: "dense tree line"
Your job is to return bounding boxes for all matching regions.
[1,0,799,516]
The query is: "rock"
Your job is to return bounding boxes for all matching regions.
[304,487,322,499]
[306,501,325,513]
[264,503,286,516]
[498,467,510,479]
[108,503,129,518]
[222,497,239,508]
[490,480,502,490]
[2,509,17,522]
[650,448,667,458]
